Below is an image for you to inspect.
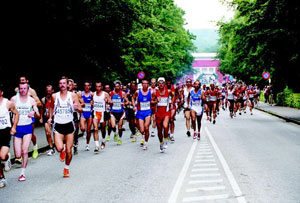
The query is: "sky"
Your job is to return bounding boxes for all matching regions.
[174,0,235,29]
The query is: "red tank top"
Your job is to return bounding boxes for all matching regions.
[156,86,169,113]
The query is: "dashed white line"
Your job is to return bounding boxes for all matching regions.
[188,179,223,185]
[191,168,219,172]
[193,159,215,163]
[195,155,214,159]
[205,127,247,203]
[182,194,229,202]
[190,173,221,178]
[186,186,226,193]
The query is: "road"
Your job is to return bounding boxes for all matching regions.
[1,108,300,203]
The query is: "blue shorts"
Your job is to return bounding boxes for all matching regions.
[15,124,33,138]
[81,111,92,119]
[136,110,152,121]
[31,117,35,124]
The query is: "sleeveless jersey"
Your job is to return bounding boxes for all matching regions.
[183,87,193,108]
[137,89,151,111]
[0,98,12,129]
[43,97,51,118]
[81,92,93,112]
[228,90,234,100]
[93,92,106,112]
[190,89,203,113]
[53,92,74,124]
[156,87,169,112]
[16,95,33,126]
[110,91,124,113]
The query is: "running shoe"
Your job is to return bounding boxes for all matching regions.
[117,139,122,145]
[94,146,100,153]
[151,131,155,137]
[101,142,106,150]
[18,175,26,182]
[244,111,246,114]
[47,149,55,156]
[85,145,90,151]
[140,139,144,147]
[207,116,209,121]
[32,145,39,159]
[160,144,164,153]
[106,135,110,141]
[239,112,242,115]
[130,133,134,139]
[4,153,11,172]
[251,112,253,115]
[209,117,212,122]
[114,133,118,142]
[0,178,7,188]
[63,168,70,178]
[197,132,201,140]
[131,136,137,142]
[170,135,175,142]
[163,141,168,149]
[193,132,197,139]
[213,120,216,124]
[60,151,66,162]
[143,144,147,150]
[15,157,22,164]
[186,131,191,137]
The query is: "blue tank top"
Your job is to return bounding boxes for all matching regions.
[138,89,151,111]
[81,92,92,112]
[111,92,124,113]
[190,89,202,106]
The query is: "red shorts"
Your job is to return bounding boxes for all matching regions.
[155,111,170,123]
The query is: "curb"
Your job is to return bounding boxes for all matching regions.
[255,107,300,126]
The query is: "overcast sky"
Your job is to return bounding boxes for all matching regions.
[174,0,235,29]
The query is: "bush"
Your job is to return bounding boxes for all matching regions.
[293,93,300,109]
[276,92,284,106]
[276,88,300,109]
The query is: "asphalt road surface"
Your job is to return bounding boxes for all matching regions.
[1,108,300,203]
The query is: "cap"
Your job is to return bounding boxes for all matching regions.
[157,77,165,82]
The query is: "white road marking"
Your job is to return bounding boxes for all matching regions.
[190,173,221,178]
[188,179,223,184]
[186,186,226,192]
[205,127,247,203]
[182,194,229,202]
[193,159,215,163]
[195,155,214,159]
[191,168,219,172]
[168,141,198,203]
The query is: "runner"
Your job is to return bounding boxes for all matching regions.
[92,82,111,152]
[181,78,193,137]
[153,77,173,153]
[11,82,40,181]
[207,84,219,124]
[248,85,255,115]
[79,81,93,151]
[166,77,176,142]
[67,79,84,154]
[227,85,235,118]
[48,76,82,178]
[109,81,129,145]
[149,78,157,137]
[127,81,138,142]
[0,84,19,187]
[15,76,41,160]
[104,84,112,141]
[39,85,55,155]
[132,79,152,150]
[187,80,203,140]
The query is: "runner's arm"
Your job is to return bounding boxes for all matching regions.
[8,101,19,135]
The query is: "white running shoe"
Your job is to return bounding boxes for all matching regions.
[47,149,55,156]
[0,178,7,188]
[4,153,12,172]
[85,145,90,151]
[163,141,168,149]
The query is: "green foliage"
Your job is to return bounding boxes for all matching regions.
[217,0,300,93]
[276,87,300,108]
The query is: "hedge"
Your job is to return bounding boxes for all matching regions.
[276,88,300,109]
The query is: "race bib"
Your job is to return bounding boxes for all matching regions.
[192,100,201,106]
[0,117,8,128]
[157,97,168,106]
[94,102,105,112]
[210,96,217,101]
[112,99,122,110]
[83,103,92,112]
[140,101,150,111]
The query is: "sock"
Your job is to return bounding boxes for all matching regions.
[170,134,174,137]
[95,141,99,147]
[34,144,38,150]
[21,168,26,176]
[64,165,69,169]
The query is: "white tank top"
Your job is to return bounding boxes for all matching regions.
[16,95,33,126]
[54,92,74,124]
[93,92,105,112]
[183,87,193,108]
[0,99,12,129]
[228,90,234,100]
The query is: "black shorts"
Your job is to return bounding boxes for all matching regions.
[127,108,135,119]
[73,112,79,123]
[111,112,125,122]
[184,107,191,112]
[104,111,111,121]
[53,122,75,135]
[0,128,11,147]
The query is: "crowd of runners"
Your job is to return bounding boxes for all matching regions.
[0,75,261,188]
